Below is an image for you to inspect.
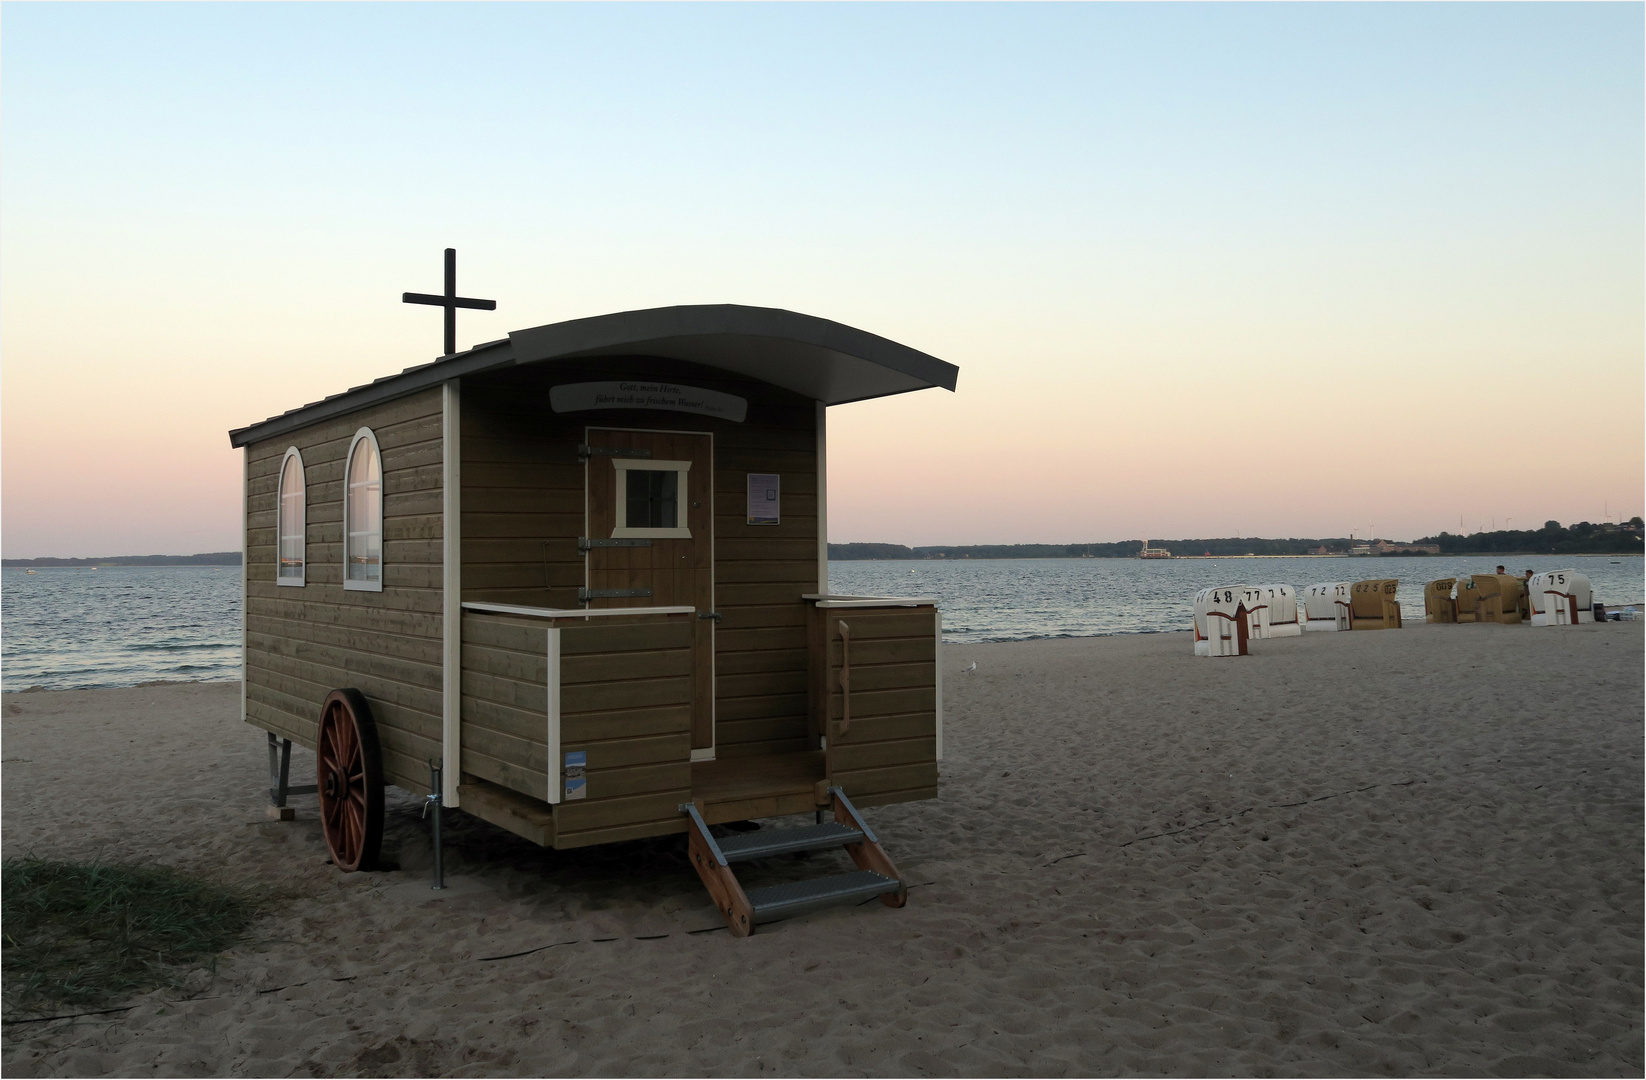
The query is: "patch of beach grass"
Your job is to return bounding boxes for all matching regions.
[2,858,258,1014]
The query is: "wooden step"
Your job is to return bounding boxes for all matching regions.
[746,871,901,924]
[715,822,865,863]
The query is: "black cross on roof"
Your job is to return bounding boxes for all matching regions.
[402,248,496,356]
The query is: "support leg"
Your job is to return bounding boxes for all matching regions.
[428,762,445,890]
[265,732,317,820]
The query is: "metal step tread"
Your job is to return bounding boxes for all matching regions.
[746,870,901,922]
[716,822,865,863]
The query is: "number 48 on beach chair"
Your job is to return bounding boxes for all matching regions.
[1193,587,1251,656]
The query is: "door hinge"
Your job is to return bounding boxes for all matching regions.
[578,537,654,553]
[578,587,654,603]
[577,444,652,463]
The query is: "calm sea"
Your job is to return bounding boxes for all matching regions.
[1,556,1639,690]
[2,566,242,691]
[830,555,1644,643]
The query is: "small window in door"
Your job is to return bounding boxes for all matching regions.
[612,458,692,539]
[626,470,678,529]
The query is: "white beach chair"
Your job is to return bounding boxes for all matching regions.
[1253,584,1302,638]
[1239,587,1273,639]
[1528,570,1594,625]
[1194,586,1250,656]
[1302,582,1352,631]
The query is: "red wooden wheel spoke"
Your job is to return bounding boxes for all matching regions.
[316,689,384,874]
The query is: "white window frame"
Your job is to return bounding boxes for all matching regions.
[343,427,384,593]
[611,458,692,539]
[277,446,306,587]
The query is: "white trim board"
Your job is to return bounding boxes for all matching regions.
[934,609,944,762]
[803,594,938,609]
[461,601,697,620]
[545,627,563,804]
[816,400,828,595]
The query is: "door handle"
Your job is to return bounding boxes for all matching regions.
[697,611,722,621]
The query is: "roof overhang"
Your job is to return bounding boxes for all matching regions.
[229,304,957,447]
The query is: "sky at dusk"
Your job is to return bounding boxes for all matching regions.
[3,2,1641,558]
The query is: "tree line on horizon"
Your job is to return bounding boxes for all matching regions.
[830,519,1643,560]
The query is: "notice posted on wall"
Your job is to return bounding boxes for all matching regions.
[746,473,780,525]
[563,750,587,801]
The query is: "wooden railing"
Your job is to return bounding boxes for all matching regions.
[805,595,941,809]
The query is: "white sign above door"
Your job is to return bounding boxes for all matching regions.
[549,381,747,423]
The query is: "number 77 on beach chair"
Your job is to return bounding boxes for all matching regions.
[1194,587,1251,656]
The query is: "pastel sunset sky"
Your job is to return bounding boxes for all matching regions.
[3,3,1641,558]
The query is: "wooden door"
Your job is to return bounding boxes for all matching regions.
[585,428,714,752]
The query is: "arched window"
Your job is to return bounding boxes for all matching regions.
[277,447,306,586]
[343,428,383,591]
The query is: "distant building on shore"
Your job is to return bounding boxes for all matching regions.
[1138,542,1172,560]
[1351,539,1442,556]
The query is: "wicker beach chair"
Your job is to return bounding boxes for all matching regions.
[1424,578,1458,623]
[1349,579,1402,630]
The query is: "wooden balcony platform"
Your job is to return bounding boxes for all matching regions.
[693,751,826,825]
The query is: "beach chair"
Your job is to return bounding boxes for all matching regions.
[1349,579,1402,630]
[1460,574,1523,625]
[1424,578,1458,623]
[1238,587,1272,639]
[1194,586,1250,656]
[1256,584,1302,637]
[1528,570,1594,625]
[1302,582,1352,631]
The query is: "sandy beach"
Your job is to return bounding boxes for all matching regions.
[3,620,1641,1077]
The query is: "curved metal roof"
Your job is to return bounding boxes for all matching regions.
[228,304,958,447]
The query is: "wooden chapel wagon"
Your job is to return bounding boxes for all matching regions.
[229,305,958,935]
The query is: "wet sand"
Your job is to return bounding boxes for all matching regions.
[3,620,1641,1077]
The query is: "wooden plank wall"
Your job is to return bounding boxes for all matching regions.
[459,360,820,762]
[244,388,445,795]
[812,605,939,809]
[459,610,695,849]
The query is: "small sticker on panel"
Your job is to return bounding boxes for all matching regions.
[563,750,587,801]
[747,473,780,525]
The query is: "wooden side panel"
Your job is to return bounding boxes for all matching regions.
[555,615,695,848]
[813,605,940,809]
[456,609,694,849]
[244,388,445,796]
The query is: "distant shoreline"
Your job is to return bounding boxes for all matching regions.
[2,552,240,567]
[829,552,1642,560]
[4,549,1639,567]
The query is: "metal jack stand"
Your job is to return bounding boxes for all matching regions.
[425,762,445,890]
[266,733,318,820]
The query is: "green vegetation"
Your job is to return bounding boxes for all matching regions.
[2,859,259,1013]
[1415,520,1644,556]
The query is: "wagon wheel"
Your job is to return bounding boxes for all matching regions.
[316,688,384,872]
